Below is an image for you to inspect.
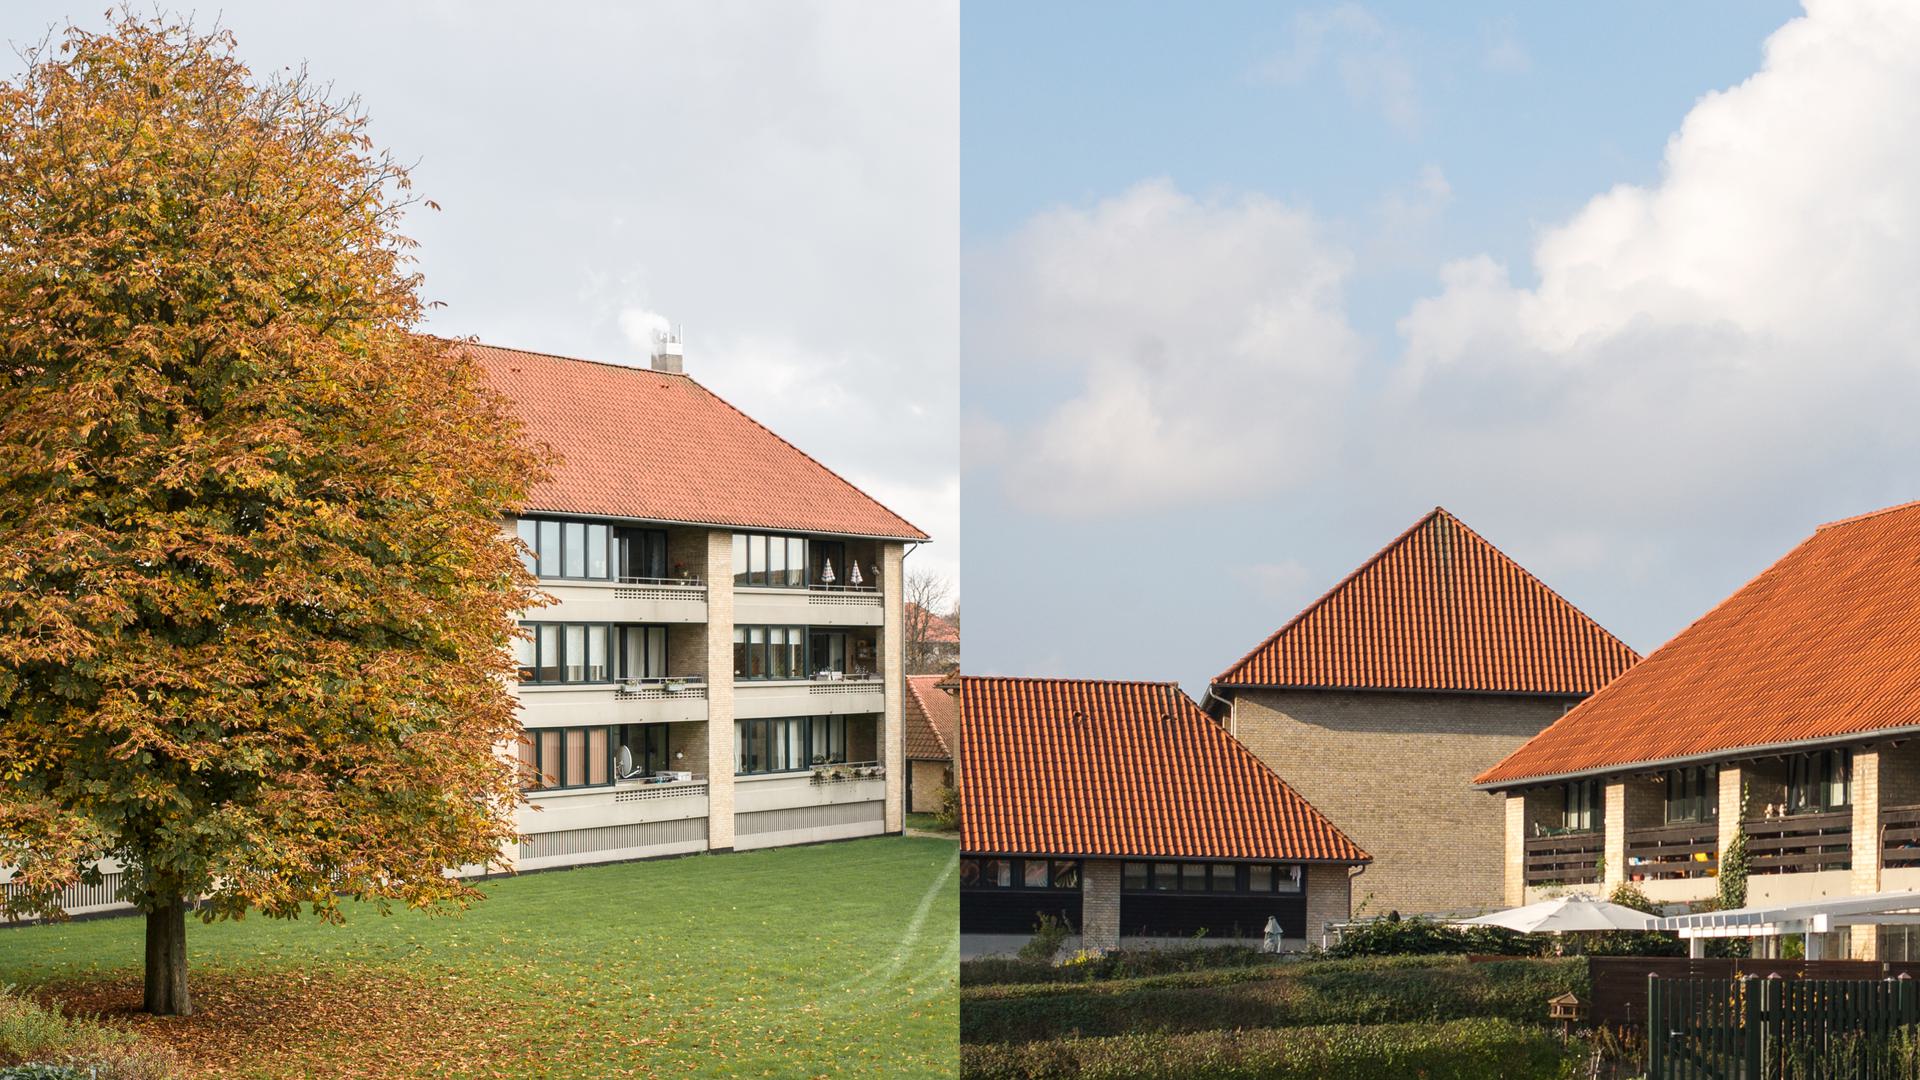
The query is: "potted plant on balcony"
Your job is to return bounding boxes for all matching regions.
[662,676,686,693]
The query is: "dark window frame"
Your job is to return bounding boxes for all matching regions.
[1787,749,1852,815]
[958,858,1082,891]
[1564,778,1602,832]
[731,532,810,589]
[732,715,853,775]
[517,622,618,685]
[1119,860,1304,895]
[1663,764,1719,825]
[732,624,810,681]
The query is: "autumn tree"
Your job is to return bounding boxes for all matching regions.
[0,13,542,1015]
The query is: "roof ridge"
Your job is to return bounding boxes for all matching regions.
[961,674,1183,690]
[441,335,693,379]
[1817,499,1920,531]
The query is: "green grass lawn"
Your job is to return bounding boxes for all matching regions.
[0,835,958,1079]
[904,812,955,834]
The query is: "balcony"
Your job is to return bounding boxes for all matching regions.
[534,576,707,624]
[1882,804,1920,869]
[1625,822,1719,881]
[1523,831,1602,887]
[734,675,885,719]
[517,678,708,726]
[734,584,884,627]
[1743,811,1851,875]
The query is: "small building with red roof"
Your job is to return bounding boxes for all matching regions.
[1209,508,1638,917]
[904,673,958,813]
[960,675,1368,954]
[1478,500,1920,960]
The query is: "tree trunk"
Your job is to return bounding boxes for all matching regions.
[143,896,192,1016]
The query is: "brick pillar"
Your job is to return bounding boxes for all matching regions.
[1851,749,1883,959]
[704,530,736,852]
[1504,794,1527,907]
[1305,864,1352,948]
[1603,780,1628,893]
[1081,859,1121,952]
[1717,764,1745,865]
[881,542,906,834]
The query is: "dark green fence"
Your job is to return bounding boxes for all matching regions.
[1648,974,1920,1079]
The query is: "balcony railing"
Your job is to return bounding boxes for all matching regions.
[611,576,707,602]
[1882,804,1920,869]
[1625,822,1719,880]
[613,676,707,701]
[1524,831,1602,885]
[1743,811,1852,875]
[809,760,884,785]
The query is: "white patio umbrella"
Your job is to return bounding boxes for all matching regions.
[1455,894,1653,934]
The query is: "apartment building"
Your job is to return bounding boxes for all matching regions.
[1479,500,1920,960]
[960,676,1368,955]
[1209,508,1639,917]
[472,341,928,869]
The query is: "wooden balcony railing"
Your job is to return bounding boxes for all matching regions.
[1625,822,1719,880]
[1524,831,1602,885]
[1882,804,1920,869]
[1743,811,1852,875]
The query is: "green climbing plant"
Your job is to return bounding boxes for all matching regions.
[1709,784,1751,958]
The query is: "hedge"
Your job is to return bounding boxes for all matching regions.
[959,1018,1584,1080]
[0,989,176,1080]
[961,946,1277,987]
[960,956,1586,1044]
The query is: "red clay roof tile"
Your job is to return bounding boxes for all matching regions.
[1214,508,1637,695]
[468,342,926,540]
[905,674,957,761]
[1478,500,1920,787]
[960,676,1368,862]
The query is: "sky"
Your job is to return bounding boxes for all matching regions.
[962,0,1920,691]
[0,2,960,588]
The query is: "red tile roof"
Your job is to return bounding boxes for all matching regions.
[905,674,957,761]
[467,342,927,540]
[960,676,1368,862]
[1478,500,1920,787]
[1214,508,1638,695]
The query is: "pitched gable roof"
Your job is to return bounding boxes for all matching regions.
[1214,508,1637,695]
[905,674,957,761]
[960,676,1368,863]
[468,342,927,540]
[1478,500,1920,788]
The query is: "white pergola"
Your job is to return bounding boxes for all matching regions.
[1653,891,1920,959]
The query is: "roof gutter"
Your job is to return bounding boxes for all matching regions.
[1472,722,1920,792]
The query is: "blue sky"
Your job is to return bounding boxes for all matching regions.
[962,1,1920,689]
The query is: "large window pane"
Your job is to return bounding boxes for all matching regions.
[1052,862,1080,889]
[587,626,608,681]
[516,519,538,574]
[538,625,561,683]
[647,627,666,677]
[1023,861,1049,888]
[562,522,586,577]
[586,524,609,579]
[1124,862,1149,892]
[565,729,587,786]
[1180,864,1206,892]
[564,625,586,681]
[1277,865,1303,893]
[748,535,766,585]
[1210,864,1236,893]
[787,538,806,587]
[768,537,786,587]
[786,628,805,679]
[785,720,804,771]
[732,534,749,585]
[538,520,561,577]
[735,721,750,774]
[1249,865,1275,892]
[539,729,563,787]
[769,627,789,679]
[732,628,747,679]
[588,728,609,785]
[748,627,766,678]
[513,629,535,680]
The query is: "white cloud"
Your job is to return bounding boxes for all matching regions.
[1389,0,1920,530]
[1235,560,1315,602]
[970,179,1361,517]
[1257,3,1419,130]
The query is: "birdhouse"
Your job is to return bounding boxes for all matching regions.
[1548,991,1586,1030]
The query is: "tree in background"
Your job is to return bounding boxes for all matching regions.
[904,569,957,675]
[0,12,543,1015]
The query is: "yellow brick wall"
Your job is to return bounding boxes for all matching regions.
[1230,688,1572,916]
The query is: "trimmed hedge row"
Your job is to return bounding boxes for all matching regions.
[960,957,1586,1044]
[961,946,1277,987]
[959,1018,1584,1080]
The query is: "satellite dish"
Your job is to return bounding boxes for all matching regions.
[617,744,634,779]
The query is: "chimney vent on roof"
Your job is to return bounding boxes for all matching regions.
[651,330,684,374]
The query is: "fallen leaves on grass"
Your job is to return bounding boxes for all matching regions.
[34,968,550,1080]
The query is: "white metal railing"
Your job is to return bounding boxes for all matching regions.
[809,761,885,784]
[614,676,708,701]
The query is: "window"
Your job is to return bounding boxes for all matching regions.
[1564,778,1602,832]
[730,533,810,588]
[1120,861,1303,895]
[524,725,625,790]
[618,626,669,680]
[733,625,807,680]
[615,527,668,581]
[733,716,851,774]
[958,859,1080,891]
[810,540,845,588]
[1664,765,1718,824]
[1788,749,1852,814]
[516,517,624,581]
[612,724,670,779]
[519,623,621,684]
